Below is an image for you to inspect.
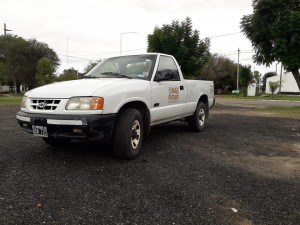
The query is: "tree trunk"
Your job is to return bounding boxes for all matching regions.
[16,81,21,93]
[14,76,17,94]
[291,69,300,90]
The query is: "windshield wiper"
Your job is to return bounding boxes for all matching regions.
[100,72,132,79]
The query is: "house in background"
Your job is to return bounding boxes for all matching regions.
[0,85,10,93]
[265,72,300,94]
[247,83,257,96]
[0,84,29,93]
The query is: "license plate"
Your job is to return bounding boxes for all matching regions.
[32,125,48,137]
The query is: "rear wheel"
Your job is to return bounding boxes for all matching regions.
[188,102,207,132]
[42,137,70,147]
[113,108,143,159]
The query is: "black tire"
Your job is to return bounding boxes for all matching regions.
[42,137,70,147]
[113,108,143,159]
[188,102,207,132]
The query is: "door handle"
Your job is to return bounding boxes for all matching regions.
[180,85,184,90]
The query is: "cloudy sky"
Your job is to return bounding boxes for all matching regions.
[1,0,277,74]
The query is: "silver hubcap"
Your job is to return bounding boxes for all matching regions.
[198,108,205,126]
[131,120,141,150]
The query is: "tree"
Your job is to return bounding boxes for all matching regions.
[269,81,281,98]
[252,70,262,92]
[241,0,300,88]
[36,57,56,86]
[147,17,210,78]
[0,35,60,92]
[0,35,28,92]
[240,65,253,96]
[0,54,6,85]
[57,68,78,82]
[262,72,276,92]
[83,59,101,75]
[252,71,261,83]
[201,54,236,93]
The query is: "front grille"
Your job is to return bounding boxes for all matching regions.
[30,99,61,111]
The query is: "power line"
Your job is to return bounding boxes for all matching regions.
[224,52,238,57]
[58,54,92,61]
[19,0,110,33]
[207,32,242,39]
[73,48,147,57]
[58,47,147,61]
[35,0,143,38]
[240,58,254,61]
[70,0,211,39]
[13,0,54,23]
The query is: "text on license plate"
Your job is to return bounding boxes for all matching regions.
[32,125,48,137]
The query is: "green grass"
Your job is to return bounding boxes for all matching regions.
[0,94,23,106]
[256,106,300,118]
[219,94,300,101]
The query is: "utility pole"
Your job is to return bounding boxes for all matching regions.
[67,36,69,66]
[236,48,240,94]
[4,23,12,36]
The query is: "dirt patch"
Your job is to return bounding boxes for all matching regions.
[207,194,253,225]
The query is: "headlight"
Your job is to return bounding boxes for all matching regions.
[21,96,27,108]
[66,97,104,110]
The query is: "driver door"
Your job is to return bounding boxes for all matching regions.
[151,55,187,124]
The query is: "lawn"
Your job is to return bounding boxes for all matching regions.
[0,94,23,106]
[219,94,300,101]
[256,106,300,119]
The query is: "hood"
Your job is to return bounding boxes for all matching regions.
[26,78,131,98]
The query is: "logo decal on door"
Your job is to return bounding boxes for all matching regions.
[168,87,179,102]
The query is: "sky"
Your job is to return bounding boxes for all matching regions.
[0,0,278,75]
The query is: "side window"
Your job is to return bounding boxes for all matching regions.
[155,56,180,81]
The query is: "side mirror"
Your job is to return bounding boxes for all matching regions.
[154,69,174,82]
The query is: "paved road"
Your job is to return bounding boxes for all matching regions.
[0,105,299,225]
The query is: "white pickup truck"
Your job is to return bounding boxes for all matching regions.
[17,53,214,159]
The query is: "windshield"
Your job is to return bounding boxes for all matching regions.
[85,55,157,80]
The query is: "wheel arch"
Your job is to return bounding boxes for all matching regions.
[116,101,151,137]
[198,94,209,118]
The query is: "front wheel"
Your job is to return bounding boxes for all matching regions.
[113,108,143,159]
[188,102,207,132]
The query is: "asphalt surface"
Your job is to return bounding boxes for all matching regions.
[0,102,299,225]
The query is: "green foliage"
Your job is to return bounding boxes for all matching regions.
[201,54,236,93]
[240,65,253,87]
[36,57,56,86]
[241,0,300,87]
[0,61,6,85]
[252,70,261,83]
[262,72,276,91]
[0,35,59,91]
[57,68,78,82]
[240,65,253,96]
[147,17,210,78]
[83,60,101,74]
[269,81,281,98]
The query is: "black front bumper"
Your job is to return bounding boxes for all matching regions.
[16,111,116,140]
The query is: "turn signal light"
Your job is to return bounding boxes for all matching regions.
[90,97,104,110]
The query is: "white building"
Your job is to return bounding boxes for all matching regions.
[266,72,300,94]
[0,85,10,93]
[247,83,257,96]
